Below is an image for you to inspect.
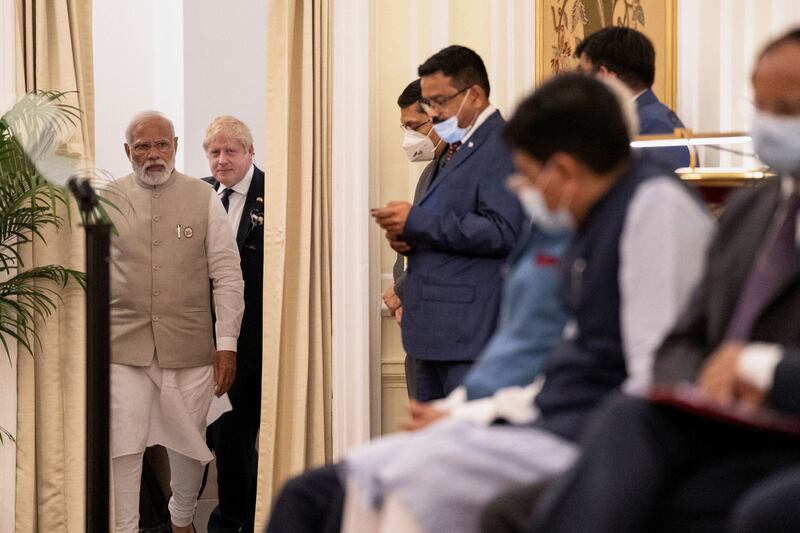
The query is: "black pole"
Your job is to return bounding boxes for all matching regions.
[69,178,111,533]
[85,222,111,533]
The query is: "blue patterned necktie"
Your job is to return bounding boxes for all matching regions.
[220,187,234,212]
[726,193,800,340]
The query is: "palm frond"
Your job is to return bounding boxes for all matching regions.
[0,91,110,368]
[0,265,85,357]
[0,425,14,445]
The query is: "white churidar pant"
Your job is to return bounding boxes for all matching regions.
[110,359,223,531]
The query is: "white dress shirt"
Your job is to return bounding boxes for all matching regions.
[206,189,245,352]
[619,176,713,393]
[462,104,497,144]
[216,164,255,237]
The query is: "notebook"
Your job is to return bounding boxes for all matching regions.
[647,383,800,438]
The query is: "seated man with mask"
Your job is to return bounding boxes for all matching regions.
[338,74,712,533]
[273,74,712,533]
[528,28,800,533]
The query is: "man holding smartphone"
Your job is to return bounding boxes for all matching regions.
[372,45,524,401]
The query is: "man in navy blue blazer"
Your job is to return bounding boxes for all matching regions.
[372,45,525,402]
[577,26,691,171]
[202,116,264,533]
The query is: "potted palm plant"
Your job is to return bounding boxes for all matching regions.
[0,91,102,444]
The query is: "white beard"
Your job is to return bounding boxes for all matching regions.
[133,159,175,186]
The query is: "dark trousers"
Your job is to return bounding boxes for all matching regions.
[530,393,800,533]
[207,361,262,533]
[408,357,473,402]
[480,480,550,533]
[265,464,344,533]
[730,464,800,533]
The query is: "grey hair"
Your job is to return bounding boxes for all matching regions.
[125,111,175,143]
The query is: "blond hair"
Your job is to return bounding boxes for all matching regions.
[202,115,254,152]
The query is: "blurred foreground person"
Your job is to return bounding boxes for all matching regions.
[531,28,800,533]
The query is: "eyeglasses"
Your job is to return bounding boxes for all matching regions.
[400,119,431,132]
[131,139,173,155]
[419,87,470,112]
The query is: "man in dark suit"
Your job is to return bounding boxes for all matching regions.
[202,116,264,533]
[382,78,447,396]
[372,45,525,402]
[530,29,800,533]
[576,26,692,171]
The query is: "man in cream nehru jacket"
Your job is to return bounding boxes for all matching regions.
[109,111,244,533]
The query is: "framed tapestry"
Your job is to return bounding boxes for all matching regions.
[535,0,677,109]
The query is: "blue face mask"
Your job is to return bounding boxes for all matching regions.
[432,88,472,144]
[750,111,800,176]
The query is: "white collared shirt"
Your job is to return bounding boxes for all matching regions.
[461,104,497,144]
[618,176,713,393]
[205,191,244,352]
[216,164,255,236]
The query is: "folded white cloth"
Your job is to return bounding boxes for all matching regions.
[111,359,216,463]
[208,393,233,425]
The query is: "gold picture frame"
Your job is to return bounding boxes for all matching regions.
[535,0,677,109]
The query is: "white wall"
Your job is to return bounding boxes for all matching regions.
[183,0,267,178]
[93,0,266,179]
[677,0,800,168]
[93,1,183,177]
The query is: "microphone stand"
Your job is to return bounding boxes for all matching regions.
[68,178,111,533]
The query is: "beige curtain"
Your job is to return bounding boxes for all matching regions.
[256,0,333,529]
[13,1,94,532]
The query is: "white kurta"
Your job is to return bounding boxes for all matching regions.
[112,360,216,463]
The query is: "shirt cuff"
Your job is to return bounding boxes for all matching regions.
[448,382,542,426]
[448,396,499,425]
[737,343,783,392]
[432,386,467,412]
[216,337,238,352]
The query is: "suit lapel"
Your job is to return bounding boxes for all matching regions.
[760,200,800,316]
[418,110,503,204]
[236,167,264,249]
[764,255,800,317]
[413,161,437,204]
[714,180,781,335]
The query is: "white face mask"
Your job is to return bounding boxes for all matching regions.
[750,111,800,176]
[517,186,575,234]
[402,127,438,162]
